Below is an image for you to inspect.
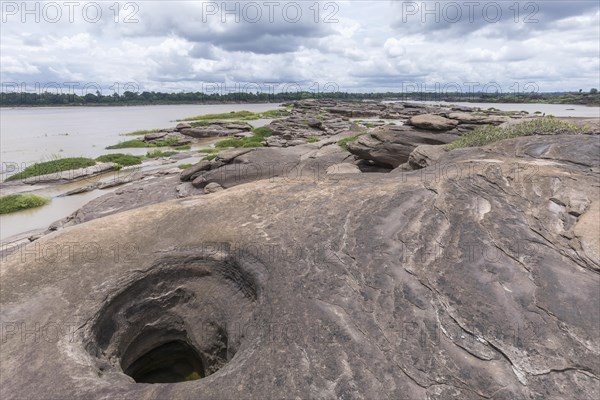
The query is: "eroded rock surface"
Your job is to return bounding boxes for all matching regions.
[347,125,457,168]
[1,134,598,400]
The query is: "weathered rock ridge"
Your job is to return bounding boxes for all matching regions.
[1,133,599,399]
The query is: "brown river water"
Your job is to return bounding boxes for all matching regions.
[0,103,281,240]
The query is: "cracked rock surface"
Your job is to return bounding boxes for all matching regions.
[1,134,598,399]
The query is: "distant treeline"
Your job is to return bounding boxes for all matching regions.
[1,90,598,106]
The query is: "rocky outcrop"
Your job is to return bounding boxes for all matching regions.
[1,134,598,400]
[407,144,448,169]
[180,160,211,181]
[204,182,224,193]
[180,126,244,138]
[190,144,354,189]
[347,125,457,168]
[177,121,252,139]
[408,114,460,131]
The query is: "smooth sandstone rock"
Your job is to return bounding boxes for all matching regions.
[204,182,224,193]
[2,134,598,400]
[347,125,457,168]
[180,161,211,182]
[143,131,168,140]
[408,144,448,169]
[175,122,192,130]
[409,114,460,131]
[326,163,361,174]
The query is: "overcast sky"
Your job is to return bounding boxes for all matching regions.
[1,0,599,95]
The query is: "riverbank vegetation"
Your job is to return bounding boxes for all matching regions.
[146,149,177,158]
[0,194,50,214]
[178,109,289,122]
[448,117,587,149]
[106,137,182,149]
[121,128,164,136]
[214,127,273,148]
[337,135,362,150]
[5,158,96,182]
[2,90,598,107]
[95,154,144,167]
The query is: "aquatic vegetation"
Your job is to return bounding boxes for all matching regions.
[0,194,50,214]
[178,109,289,122]
[96,154,144,167]
[214,127,273,148]
[5,158,96,182]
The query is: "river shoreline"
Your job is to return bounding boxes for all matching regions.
[2,99,599,109]
[2,99,598,244]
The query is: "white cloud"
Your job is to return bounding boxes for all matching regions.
[0,0,598,93]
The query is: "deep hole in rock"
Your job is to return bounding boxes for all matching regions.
[124,340,205,384]
[84,257,262,385]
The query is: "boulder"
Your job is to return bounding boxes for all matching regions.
[144,131,168,141]
[216,148,254,163]
[204,182,224,194]
[347,125,457,168]
[408,114,459,131]
[176,182,204,198]
[180,161,211,182]
[306,118,323,129]
[191,145,348,189]
[175,122,192,131]
[408,144,448,169]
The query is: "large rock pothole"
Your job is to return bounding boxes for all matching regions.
[82,253,261,385]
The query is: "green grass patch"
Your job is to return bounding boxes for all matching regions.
[173,145,191,150]
[179,110,257,122]
[106,137,182,149]
[0,194,49,214]
[306,137,320,143]
[252,126,273,138]
[448,117,587,149]
[5,157,96,182]
[147,150,177,158]
[197,148,219,154]
[95,154,144,167]
[189,121,212,127]
[178,109,289,122]
[121,128,163,136]
[260,109,290,118]
[337,135,362,151]
[214,127,274,149]
[106,139,148,149]
[202,154,218,161]
[178,163,194,170]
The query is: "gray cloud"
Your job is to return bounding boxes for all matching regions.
[0,0,598,92]
[391,0,599,38]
